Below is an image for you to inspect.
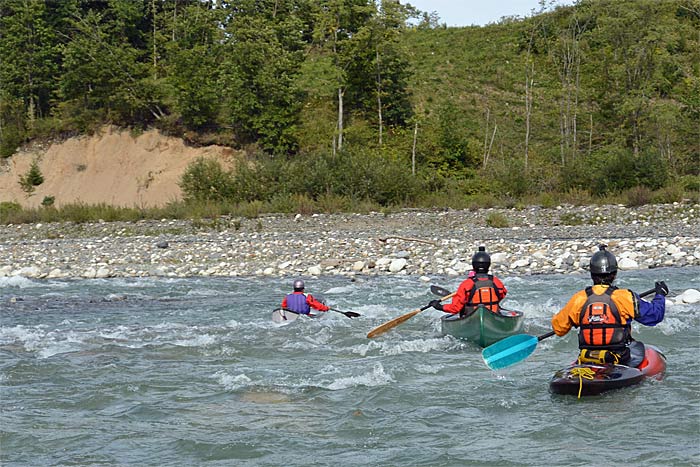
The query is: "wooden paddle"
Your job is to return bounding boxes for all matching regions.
[366,290,456,338]
[481,287,658,370]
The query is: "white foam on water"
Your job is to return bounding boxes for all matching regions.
[173,333,218,347]
[349,340,383,357]
[0,325,47,347]
[38,340,83,358]
[415,364,442,374]
[98,325,132,340]
[325,363,394,390]
[324,285,355,294]
[215,371,253,391]
[1,325,88,358]
[225,319,241,328]
[656,316,690,334]
[379,337,453,356]
[0,276,36,288]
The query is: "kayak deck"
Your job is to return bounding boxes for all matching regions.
[441,305,524,348]
[271,308,320,324]
[549,345,667,396]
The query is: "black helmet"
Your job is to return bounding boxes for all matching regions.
[471,246,491,273]
[293,279,305,291]
[589,245,617,275]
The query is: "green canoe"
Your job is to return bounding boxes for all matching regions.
[440,305,525,348]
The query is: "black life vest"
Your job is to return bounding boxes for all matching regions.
[463,273,503,314]
[578,286,630,351]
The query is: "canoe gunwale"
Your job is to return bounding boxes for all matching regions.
[440,305,525,347]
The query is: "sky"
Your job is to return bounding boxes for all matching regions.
[406,0,575,27]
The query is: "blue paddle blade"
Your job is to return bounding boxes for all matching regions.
[482,334,539,370]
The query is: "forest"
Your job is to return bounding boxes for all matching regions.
[1,0,699,213]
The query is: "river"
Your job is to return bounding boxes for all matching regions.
[2,267,699,466]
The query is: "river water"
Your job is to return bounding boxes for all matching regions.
[2,267,699,466]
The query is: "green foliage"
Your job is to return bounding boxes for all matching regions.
[179,158,234,203]
[485,212,509,228]
[18,160,44,193]
[0,201,22,222]
[0,92,26,157]
[41,196,55,207]
[679,175,700,192]
[560,212,585,225]
[624,186,653,207]
[0,0,697,204]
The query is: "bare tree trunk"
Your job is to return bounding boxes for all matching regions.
[332,130,337,158]
[524,67,533,170]
[483,107,490,167]
[334,30,343,153]
[412,121,418,175]
[337,87,344,151]
[152,0,157,79]
[588,113,593,156]
[376,48,383,147]
[487,124,497,167]
[559,104,566,165]
[572,46,580,160]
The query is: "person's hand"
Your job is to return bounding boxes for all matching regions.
[429,299,443,311]
[655,281,669,296]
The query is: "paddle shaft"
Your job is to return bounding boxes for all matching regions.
[366,292,456,338]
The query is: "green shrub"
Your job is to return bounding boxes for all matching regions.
[485,211,509,228]
[265,192,319,215]
[179,157,234,202]
[0,202,22,222]
[561,188,594,206]
[651,185,685,204]
[41,196,55,207]
[19,160,44,193]
[560,212,585,225]
[315,193,351,213]
[624,186,653,207]
[679,175,700,192]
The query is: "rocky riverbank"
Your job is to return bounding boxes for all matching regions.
[1,203,699,282]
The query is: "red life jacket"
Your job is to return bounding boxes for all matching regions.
[463,273,503,314]
[578,286,630,351]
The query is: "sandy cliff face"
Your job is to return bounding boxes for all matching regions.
[0,126,237,208]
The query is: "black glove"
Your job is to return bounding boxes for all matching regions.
[655,281,669,296]
[429,299,443,311]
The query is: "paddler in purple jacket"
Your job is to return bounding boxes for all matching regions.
[281,279,329,315]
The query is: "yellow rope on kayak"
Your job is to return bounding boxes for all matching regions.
[571,367,596,399]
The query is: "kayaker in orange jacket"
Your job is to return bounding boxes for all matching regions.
[281,279,329,315]
[429,246,508,316]
[551,245,667,366]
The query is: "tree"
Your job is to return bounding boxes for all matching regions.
[162,1,223,130]
[218,0,308,154]
[311,0,375,153]
[0,0,61,125]
[58,0,165,127]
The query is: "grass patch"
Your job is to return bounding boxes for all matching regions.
[485,212,509,228]
[560,212,586,226]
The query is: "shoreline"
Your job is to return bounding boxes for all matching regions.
[1,203,699,280]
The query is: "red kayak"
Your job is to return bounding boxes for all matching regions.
[549,344,666,397]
